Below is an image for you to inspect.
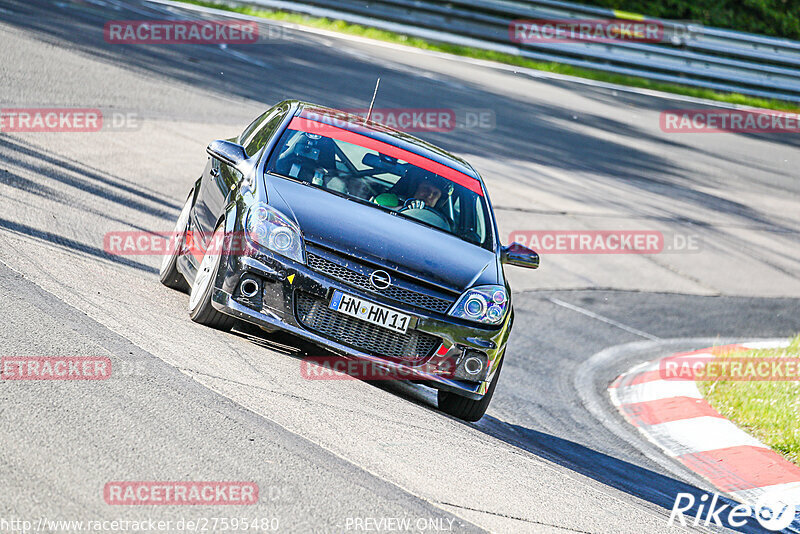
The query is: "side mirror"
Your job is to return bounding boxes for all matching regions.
[207,140,248,172]
[501,242,539,269]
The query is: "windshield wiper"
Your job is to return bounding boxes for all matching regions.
[277,172,398,216]
[393,210,452,234]
[268,170,464,236]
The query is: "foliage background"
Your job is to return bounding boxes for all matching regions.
[583,0,800,40]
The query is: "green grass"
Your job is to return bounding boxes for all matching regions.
[176,0,798,111]
[698,335,800,466]
[580,0,800,42]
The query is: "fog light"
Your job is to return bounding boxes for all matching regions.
[464,356,483,375]
[240,278,259,298]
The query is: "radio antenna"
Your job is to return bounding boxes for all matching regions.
[365,77,381,123]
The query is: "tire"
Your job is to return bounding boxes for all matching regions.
[188,223,236,331]
[438,355,504,422]
[159,193,193,292]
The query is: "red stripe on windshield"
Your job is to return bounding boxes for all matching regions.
[287,117,483,196]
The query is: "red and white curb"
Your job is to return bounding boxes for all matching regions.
[610,340,800,509]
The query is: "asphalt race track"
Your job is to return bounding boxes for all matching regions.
[1,0,800,532]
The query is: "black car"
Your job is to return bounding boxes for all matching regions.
[159,100,539,421]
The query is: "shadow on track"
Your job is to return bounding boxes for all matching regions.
[229,322,778,533]
[0,217,158,274]
[6,0,798,241]
[0,137,180,218]
[476,417,777,534]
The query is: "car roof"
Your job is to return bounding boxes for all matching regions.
[292,101,483,184]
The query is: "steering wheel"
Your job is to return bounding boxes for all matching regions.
[399,199,451,231]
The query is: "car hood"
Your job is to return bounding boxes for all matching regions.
[265,175,499,292]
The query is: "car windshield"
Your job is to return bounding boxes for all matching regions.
[266,119,492,248]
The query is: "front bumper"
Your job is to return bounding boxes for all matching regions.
[209,237,510,400]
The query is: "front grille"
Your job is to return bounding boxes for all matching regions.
[295,292,440,363]
[306,252,454,314]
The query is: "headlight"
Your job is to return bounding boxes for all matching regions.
[246,202,305,263]
[450,285,508,325]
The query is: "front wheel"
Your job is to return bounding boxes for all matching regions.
[438,356,504,422]
[159,193,193,292]
[188,223,236,331]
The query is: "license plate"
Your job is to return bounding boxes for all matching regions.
[329,290,411,334]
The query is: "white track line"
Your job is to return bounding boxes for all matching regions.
[548,297,662,341]
[612,379,703,405]
[647,417,769,454]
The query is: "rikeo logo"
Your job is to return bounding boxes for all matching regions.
[669,491,796,531]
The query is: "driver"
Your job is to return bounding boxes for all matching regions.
[407,177,443,209]
[373,170,446,210]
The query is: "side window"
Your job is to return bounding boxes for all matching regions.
[244,105,288,157]
[474,196,486,244]
[239,111,268,146]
